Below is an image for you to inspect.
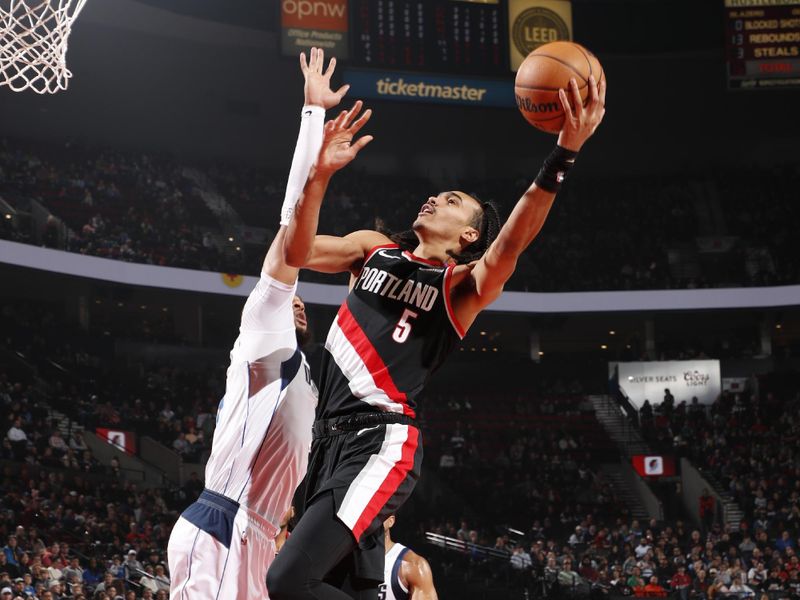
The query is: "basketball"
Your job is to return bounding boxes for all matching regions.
[514,41,605,134]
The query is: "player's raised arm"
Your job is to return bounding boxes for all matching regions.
[262,47,348,285]
[283,102,384,275]
[451,75,606,327]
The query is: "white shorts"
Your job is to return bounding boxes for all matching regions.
[168,490,278,600]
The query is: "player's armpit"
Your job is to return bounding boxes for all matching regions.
[403,554,439,600]
[303,230,391,275]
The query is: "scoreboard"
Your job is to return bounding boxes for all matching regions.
[278,0,575,107]
[350,0,506,76]
[725,0,800,89]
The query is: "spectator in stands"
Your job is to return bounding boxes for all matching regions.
[727,578,756,597]
[748,561,767,587]
[123,549,143,581]
[671,565,692,600]
[578,556,599,582]
[641,575,667,597]
[691,569,709,598]
[635,537,653,559]
[2,538,19,568]
[151,564,169,593]
[699,489,715,533]
[557,558,581,587]
[628,566,645,590]
[171,432,189,457]
[6,418,27,460]
[92,571,115,595]
[62,556,83,584]
[776,531,796,553]
[48,430,68,456]
[68,431,88,453]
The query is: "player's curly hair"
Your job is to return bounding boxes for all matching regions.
[382,195,502,266]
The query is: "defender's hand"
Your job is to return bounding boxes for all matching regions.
[314,101,373,177]
[557,75,606,152]
[300,47,349,110]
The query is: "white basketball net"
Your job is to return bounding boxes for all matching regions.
[0,0,88,94]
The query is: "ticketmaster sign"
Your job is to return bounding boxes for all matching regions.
[609,360,722,409]
[343,69,515,108]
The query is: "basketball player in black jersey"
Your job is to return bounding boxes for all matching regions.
[267,75,606,600]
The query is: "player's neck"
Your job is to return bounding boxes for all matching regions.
[411,241,449,264]
[385,536,395,554]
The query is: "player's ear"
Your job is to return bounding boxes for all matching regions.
[461,226,479,246]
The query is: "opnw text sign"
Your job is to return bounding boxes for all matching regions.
[281,0,348,59]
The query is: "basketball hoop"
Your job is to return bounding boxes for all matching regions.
[0,0,88,94]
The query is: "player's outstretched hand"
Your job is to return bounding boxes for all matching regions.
[315,101,373,177]
[556,75,606,152]
[300,47,349,110]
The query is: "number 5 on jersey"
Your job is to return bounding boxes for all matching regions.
[392,308,418,343]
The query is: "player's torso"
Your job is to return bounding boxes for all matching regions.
[318,244,463,419]
[380,543,410,600]
[203,347,317,524]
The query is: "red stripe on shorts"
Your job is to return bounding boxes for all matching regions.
[351,425,420,540]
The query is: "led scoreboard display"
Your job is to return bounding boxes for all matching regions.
[350,0,507,76]
[725,0,800,89]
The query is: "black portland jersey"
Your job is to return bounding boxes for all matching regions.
[318,244,465,419]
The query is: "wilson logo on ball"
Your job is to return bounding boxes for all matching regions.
[515,95,560,114]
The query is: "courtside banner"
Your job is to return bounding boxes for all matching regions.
[508,0,573,71]
[280,0,348,58]
[343,68,515,108]
[609,360,722,409]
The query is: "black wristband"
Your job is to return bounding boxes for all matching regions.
[534,145,578,193]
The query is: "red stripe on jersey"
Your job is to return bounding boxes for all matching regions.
[443,264,466,339]
[351,425,419,540]
[402,250,443,267]
[336,303,416,418]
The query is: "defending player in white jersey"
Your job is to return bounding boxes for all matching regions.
[380,516,438,600]
[167,48,349,600]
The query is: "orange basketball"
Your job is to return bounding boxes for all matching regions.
[514,41,605,134]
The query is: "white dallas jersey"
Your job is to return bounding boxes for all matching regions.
[203,273,317,530]
[380,543,410,600]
